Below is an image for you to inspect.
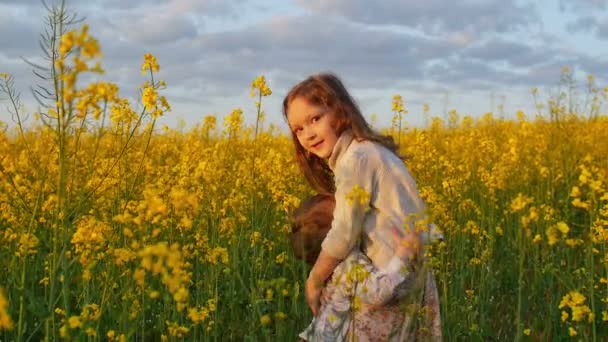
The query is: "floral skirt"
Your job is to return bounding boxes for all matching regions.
[348,270,442,341]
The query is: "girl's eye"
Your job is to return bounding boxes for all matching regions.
[311,116,320,123]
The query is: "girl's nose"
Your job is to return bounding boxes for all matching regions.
[303,126,316,140]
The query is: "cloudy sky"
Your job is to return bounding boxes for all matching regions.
[1,0,608,130]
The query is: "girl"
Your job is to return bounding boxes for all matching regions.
[283,73,442,339]
[290,194,441,341]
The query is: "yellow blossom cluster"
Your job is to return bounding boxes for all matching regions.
[560,291,593,323]
[141,53,160,74]
[58,304,102,338]
[251,75,272,98]
[0,288,12,330]
[137,242,192,312]
[71,215,112,265]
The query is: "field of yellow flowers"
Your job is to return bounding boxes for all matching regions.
[1,9,608,341]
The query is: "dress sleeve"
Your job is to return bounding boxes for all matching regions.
[376,157,428,234]
[321,153,374,259]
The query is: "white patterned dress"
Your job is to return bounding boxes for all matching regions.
[299,251,442,341]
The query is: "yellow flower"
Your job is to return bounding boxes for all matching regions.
[223,108,244,137]
[59,31,76,56]
[546,226,560,245]
[250,75,272,97]
[166,320,189,337]
[142,86,158,111]
[15,233,40,257]
[0,288,13,330]
[556,222,569,234]
[59,325,68,337]
[82,303,101,321]
[250,231,262,247]
[173,287,189,303]
[68,315,82,329]
[510,193,533,213]
[86,327,96,336]
[134,269,146,287]
[346,185,370,207]
[572,198,590,209]
[81,31,101,59]
[265,288,274,301]
[141,53,160,74]
[275,251,288,265]
[392,94,405,113]
[571,304,591,321]
[260,314,272,326]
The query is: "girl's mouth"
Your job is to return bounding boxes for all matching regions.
[311,140,324,149]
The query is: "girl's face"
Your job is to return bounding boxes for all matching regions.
[287,96,339,159]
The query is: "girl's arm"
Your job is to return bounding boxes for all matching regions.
[319,152,374,267]
[305,245,342,316]
[307,153,374,314]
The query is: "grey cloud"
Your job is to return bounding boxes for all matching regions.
[116,13,198,44]
[526,56,608,89]
[566,15,597,33]
[425,58,507,88]
[564,15,608,40]
[191,15,454,88]
[0,0,44,5]
[463,38,559,68]
[424,55,568,91]
[297,0,539,37]
[3,1,608,128]
[0,17,43,59]
[559,0,608,12]
[571,54,608,82]
[559,0,608,39]
[596,17,608,38]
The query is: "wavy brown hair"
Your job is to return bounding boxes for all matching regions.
[289,194,335,266]
[283,73,399,194]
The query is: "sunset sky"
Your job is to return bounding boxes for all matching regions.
[2,0,607,129]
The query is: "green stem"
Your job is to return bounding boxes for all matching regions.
[254,91,262,140]
[588,212,597,342]
[515,224,525,342]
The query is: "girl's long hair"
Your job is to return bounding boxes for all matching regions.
[283,73,399,194]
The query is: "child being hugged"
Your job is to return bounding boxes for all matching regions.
[284,73,442,339]
[291,194,432,341]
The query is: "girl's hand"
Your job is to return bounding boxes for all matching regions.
[320,286,332,306]
[392,227,421,261]
[305,274,323,316]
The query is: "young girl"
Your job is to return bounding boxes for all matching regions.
[290,194,441,341]
[283,73,442,338]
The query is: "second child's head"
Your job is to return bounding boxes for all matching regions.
[289,194,336,266]
[283,73,398,194]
